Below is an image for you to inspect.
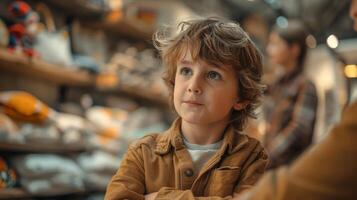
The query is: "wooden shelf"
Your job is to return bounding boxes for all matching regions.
[0,49,95,87]
[0,49,167,106]
[0,188,28,200]
[86,18,153,40]
[98,83,168,107]
[35,0,154,40]
[104,19,154,40]
[41,0,107,18]
[0,188,87,199]
[0,141,88,154]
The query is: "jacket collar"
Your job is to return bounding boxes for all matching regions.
[154,118,181,155]
[154,118,249,155]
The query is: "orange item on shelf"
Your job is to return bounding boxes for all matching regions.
[96,72,119,89]
[98,127,120,145]
[0,91,55,124]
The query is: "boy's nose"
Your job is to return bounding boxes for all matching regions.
[188,87,201,94]
[187,78,202,94]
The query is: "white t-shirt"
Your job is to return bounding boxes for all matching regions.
[183,137,223,175]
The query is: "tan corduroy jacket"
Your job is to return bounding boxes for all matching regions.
[105,118,268,200]
[244,101,357,200]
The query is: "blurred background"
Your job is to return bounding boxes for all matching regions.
[0,0,356,199]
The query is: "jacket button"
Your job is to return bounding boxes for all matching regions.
[184,169,194,177]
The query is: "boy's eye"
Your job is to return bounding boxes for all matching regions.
[207,71,222,80]
[180,67,192,76]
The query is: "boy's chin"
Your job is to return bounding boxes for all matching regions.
[181,117,205,124]
[181,116,222,126]
[180,114,209,125]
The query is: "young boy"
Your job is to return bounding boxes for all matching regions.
[105,18,268,200]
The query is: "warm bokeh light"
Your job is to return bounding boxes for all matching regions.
[344,64,357,78]
[306,34,317,48]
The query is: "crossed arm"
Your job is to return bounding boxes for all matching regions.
[104,144,268,200]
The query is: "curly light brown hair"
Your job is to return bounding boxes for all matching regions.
[153,18,264,131]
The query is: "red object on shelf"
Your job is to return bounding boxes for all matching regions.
[8,24,26,38]
[8,1,32,20]
[23,48,38,57]
[0,157,17,188]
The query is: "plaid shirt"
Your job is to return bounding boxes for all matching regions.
[263,71,318,169]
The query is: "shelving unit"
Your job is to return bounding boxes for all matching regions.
[0,140,106,200]
[41,0,107,18]
[0,188,87,200]
[0,49,95,87]
[0,141,103,200]
[97,18,154,40]
[0,188,31,200]
[0,141,88,154]
[0,49,168,106]
[98,83,168,107]
[0,1,168,199]
[40,0,154,40]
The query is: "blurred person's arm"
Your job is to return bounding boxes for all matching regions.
[268,81,317,168]
[235,101,357,200]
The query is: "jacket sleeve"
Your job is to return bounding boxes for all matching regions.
[155,145,268,200]
[104,145,146,200]
[268,81,318,168]
[155,188,233,200]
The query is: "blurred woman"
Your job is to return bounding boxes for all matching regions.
[263,20,318,169]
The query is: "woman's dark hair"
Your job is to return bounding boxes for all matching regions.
[273,20,308,68]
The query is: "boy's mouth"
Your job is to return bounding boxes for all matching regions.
[182,100,203,106]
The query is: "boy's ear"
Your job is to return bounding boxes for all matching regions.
[233,100,249,111]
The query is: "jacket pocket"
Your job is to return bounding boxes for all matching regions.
[208,166,240,197]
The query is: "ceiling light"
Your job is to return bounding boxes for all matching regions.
[276,16,288,28]
[327,34,339,49]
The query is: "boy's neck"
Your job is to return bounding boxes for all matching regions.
[180,119,228,145]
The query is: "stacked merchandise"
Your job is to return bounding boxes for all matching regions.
[0,91,58,144]
[2,1,103,72]
[104,43,167,97]
[0,0,170,198]
[0,91,93,146]
[0,91,88,194]
[0,91,168,197]
[79,104,168,191]
[11,154,85,194]
[1,1,168,102]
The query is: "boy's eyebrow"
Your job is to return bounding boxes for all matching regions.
[179,60,194,65]
[179,59,231,73]
[219,65,232,72]
[205,62,230,73]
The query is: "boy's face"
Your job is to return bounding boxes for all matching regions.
[173,50,242,126]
